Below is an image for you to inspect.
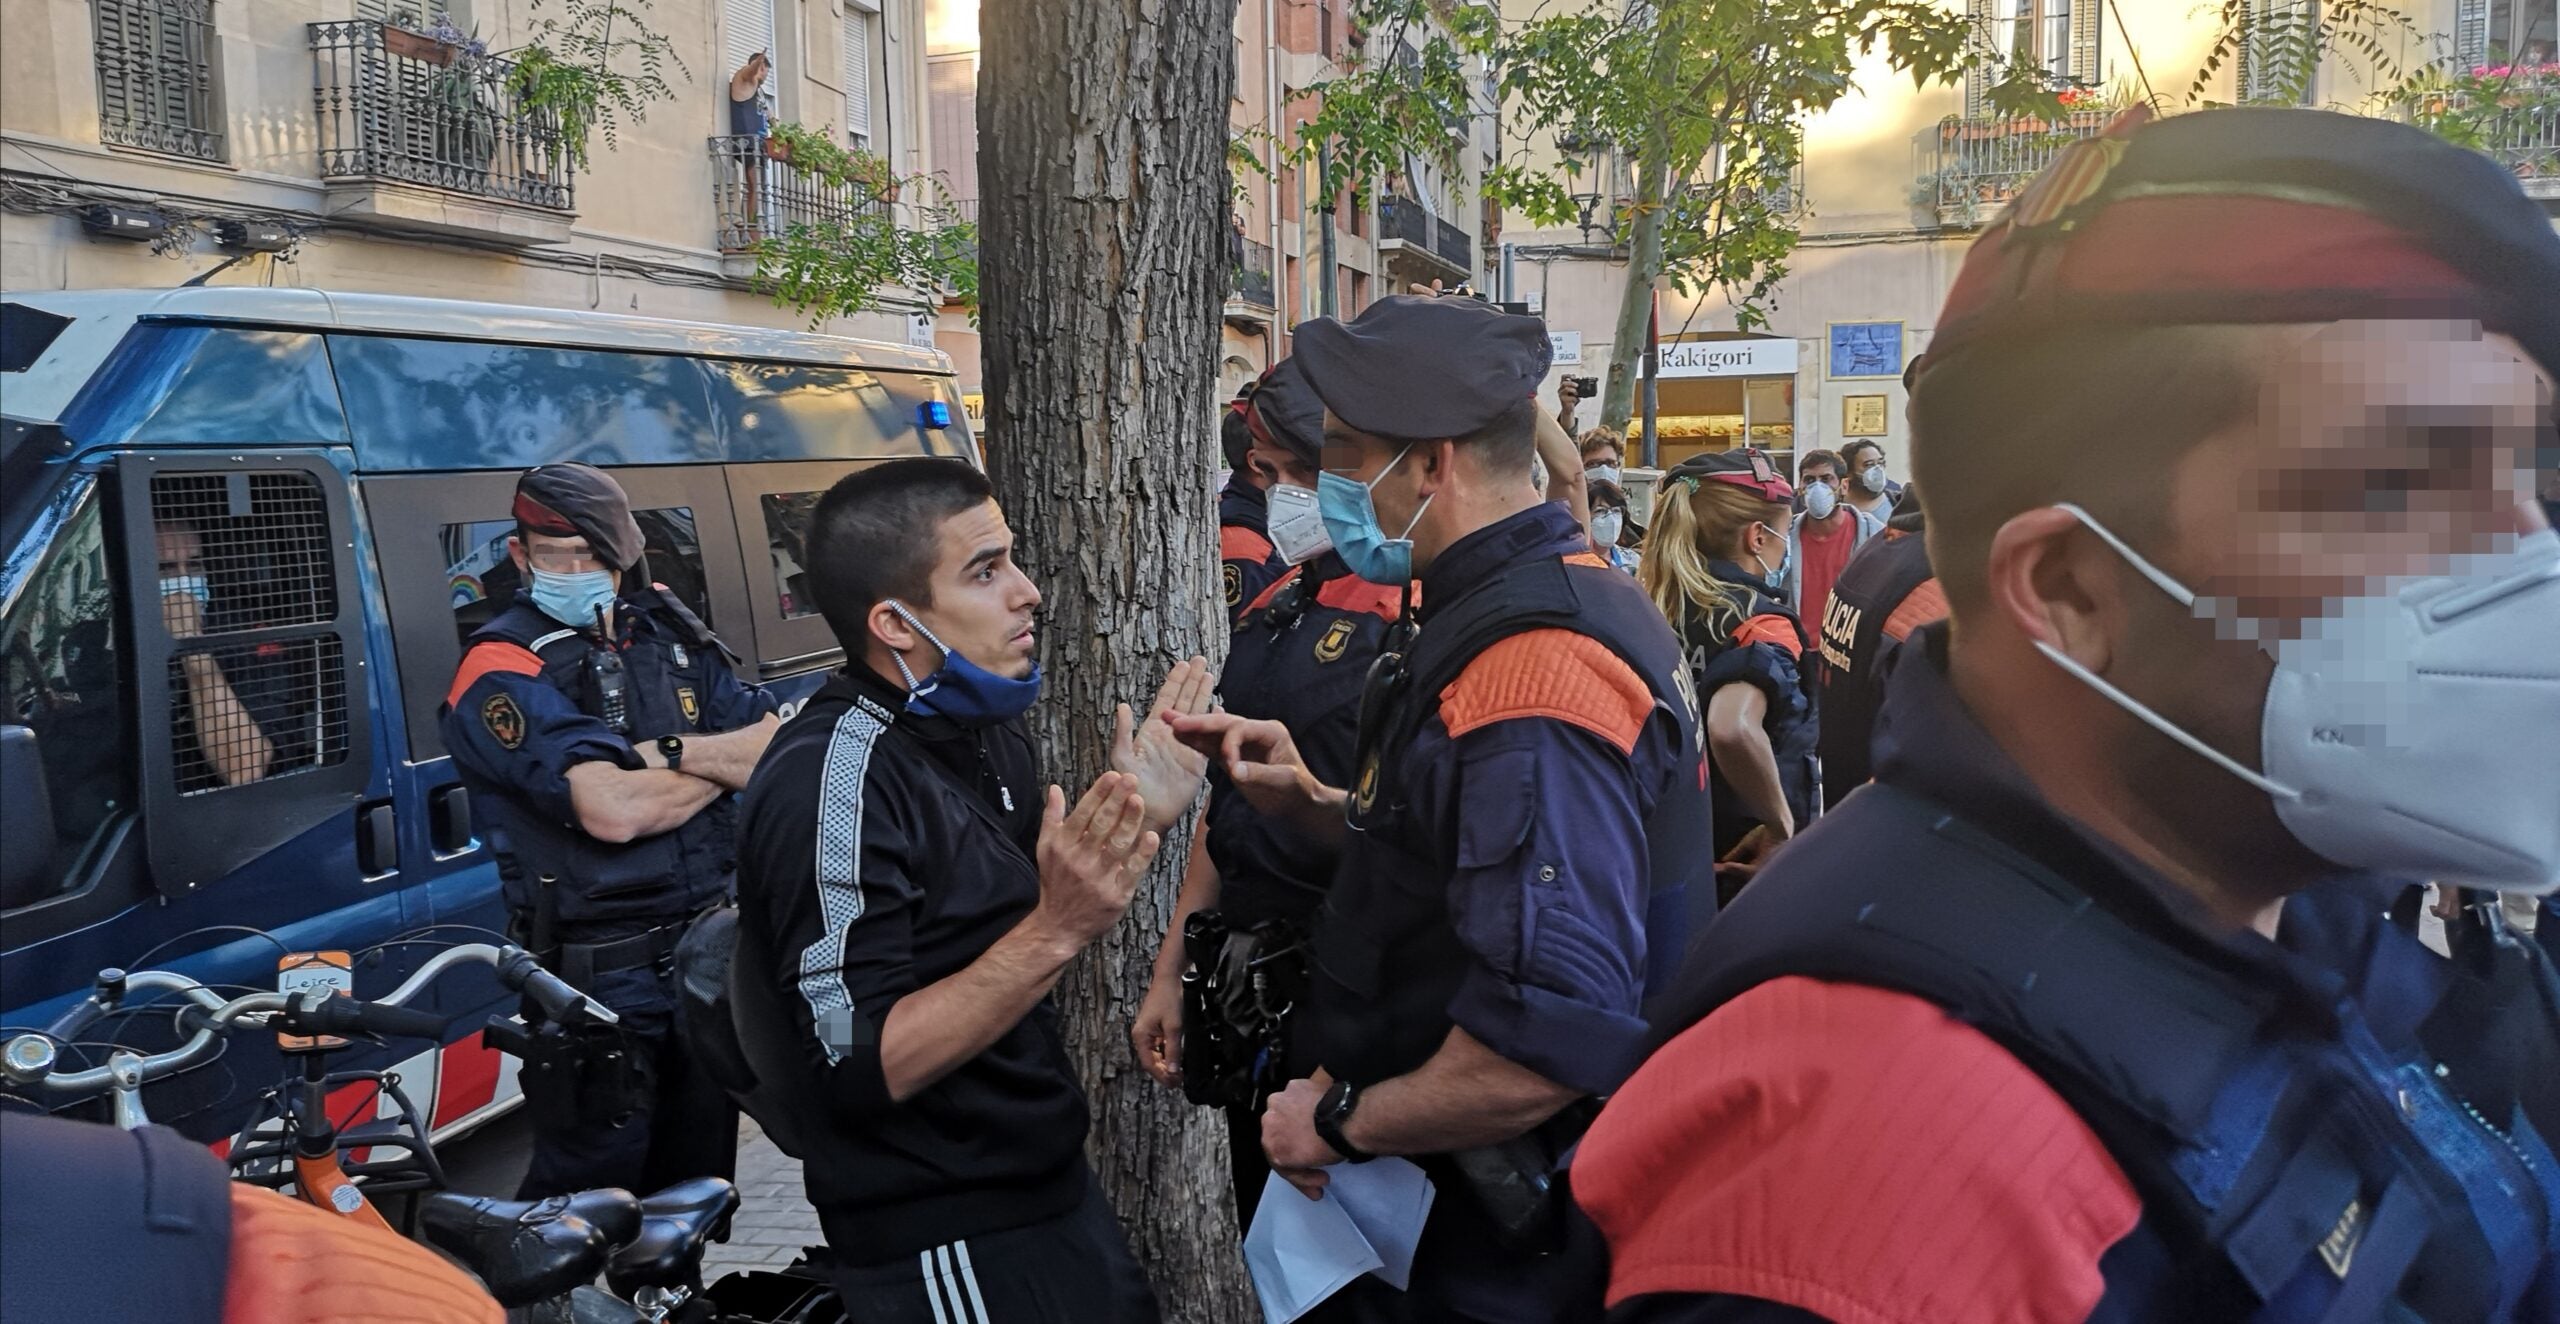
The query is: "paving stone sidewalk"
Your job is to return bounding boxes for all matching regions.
[701,1117,826,1281]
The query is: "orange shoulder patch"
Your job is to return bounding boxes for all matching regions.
[1313,574,1407,621]
[1439,628,1651,755]
[1882,578,1949,643]
[224,1184,503,1324]
[1246,566,1304,614]
[445,642,542,709]
[1578,977,2139,1324]
[1563,550,1611,569]
[1732,613,1804,658]
[1220,524,1276,563]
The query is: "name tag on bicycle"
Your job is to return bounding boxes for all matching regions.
[277,951,354,1051]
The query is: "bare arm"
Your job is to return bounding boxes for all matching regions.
[566,761,724,843]
[880,774,1159,1102]
[1165,712,1348,849]
[1344,1027,1582,1156]
[1133,830,1225,1086]
[1534,407,1590,527]
[180,654,278,788]
[639,712,782,791]
[1705,683,1793,839]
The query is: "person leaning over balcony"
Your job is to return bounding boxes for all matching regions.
[729,52,771,235]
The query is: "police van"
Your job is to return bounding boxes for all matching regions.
[0,287,973,1144]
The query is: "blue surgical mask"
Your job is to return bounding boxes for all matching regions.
[1754,522,1790,586]
[159,574,212,607]
[888,600,1042,727]
[531,568,618,628]
[1317,444,1434,586]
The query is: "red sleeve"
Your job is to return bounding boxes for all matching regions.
[1220,524,1276,563]
[1576,977,2141,1324]
[224,1185,502,1324]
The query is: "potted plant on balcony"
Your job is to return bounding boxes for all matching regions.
[381,9,478,67]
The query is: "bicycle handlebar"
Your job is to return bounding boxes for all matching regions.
[0,942,615,1109]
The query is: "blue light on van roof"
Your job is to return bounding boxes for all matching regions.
[918,400,953,429]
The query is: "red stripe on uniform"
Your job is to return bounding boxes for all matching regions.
[444,642,542,708]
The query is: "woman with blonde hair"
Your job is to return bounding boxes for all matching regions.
[1640,449,1818,896]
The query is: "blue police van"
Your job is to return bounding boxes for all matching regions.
[0,287,973,1144]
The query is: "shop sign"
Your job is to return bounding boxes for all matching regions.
[1657,337,1798,379]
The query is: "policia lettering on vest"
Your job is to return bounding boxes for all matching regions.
[1168,295,1711,1323]
[1575,107,2560,1324]
[440,463,783,1200]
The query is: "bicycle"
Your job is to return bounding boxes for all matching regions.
[1,939,840,1323]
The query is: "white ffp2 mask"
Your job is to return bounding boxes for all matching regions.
[2037,505,2560,894]
[1265,482,1334,565]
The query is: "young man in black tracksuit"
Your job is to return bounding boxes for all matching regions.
[735,458,1213,1323]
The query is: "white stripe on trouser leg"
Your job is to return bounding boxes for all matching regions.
[938,1243,980,1323]
[920,1248,954,1324]
[955,1239,992,1322]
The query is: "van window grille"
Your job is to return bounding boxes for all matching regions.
[150,473,351,794]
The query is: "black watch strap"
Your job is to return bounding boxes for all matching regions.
[657,735,685,771]
[1314,1078,1374,1163]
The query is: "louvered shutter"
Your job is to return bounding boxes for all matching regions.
[927,55,977,202]
[2069,0,2101,83]
[1963,0,1992,118]
[94,0,136,135]
[2453,0,2488,64]
[843,0,874,148]
[724,0,775,96]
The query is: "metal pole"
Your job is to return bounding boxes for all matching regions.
[1640,294,1660,468]
[1316,135,1339,319]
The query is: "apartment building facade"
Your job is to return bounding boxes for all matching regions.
[1501,0,2560,481]
[2,0,939,344]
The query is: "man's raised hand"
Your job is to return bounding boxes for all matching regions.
[1111,656,1215,834]
[1165,711,1348,847]
[1028,772,1161,950]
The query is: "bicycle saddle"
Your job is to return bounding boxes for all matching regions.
[419,1188,641,1307]
[603,1176,741,1296]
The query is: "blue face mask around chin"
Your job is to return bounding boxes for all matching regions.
[1317,443,1434,586]
[531,568,619,628]
[887,600,1043,726]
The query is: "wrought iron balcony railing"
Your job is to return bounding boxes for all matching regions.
[1925,110,2110,224]
[309,20,573,211]
[710,135,893,253]
[1434,215,1473,274]
[1381,193,1473,276]
[1230,235,1276,308]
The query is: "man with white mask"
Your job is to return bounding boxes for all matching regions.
[1575,106,2560,1323]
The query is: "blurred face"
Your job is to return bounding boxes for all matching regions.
[1249,439,1319,490]
[878,499,1043,679]
[510,531,609,578]
[156,522,204,580]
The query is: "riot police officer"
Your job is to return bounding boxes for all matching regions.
[1172,295,1712,1322]
[1221,384,1291,622]
[442,463,781,1199]
[1811,482,1942,808]
[1576,107,2560,1321]
[1131,355,1409,1227]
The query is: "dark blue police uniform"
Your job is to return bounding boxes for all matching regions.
[1219,477,1289,625]
[1301,502,1711,1322]
[1672,561,1817,862]
[1811,526,1941,809]
[442,587,778,1198]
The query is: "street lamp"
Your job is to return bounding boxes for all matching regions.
[1558,131,1615,244]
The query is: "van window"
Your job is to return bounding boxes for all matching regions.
[332,337,723,471]
[758,491,825,620]
[130,330,347,445]
[442,506,716,642]
[149,473,352,794]
[2,482,131,907]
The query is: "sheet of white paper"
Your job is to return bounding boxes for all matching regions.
[1243,1173,1383,1324]
[1323,1158,1436,1291]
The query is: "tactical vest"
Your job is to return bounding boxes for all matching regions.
[1677,572,1819,856]
[464,594,740,935]
[1813,532,1935,805]
[1303,553,1712,1090]
[1206,561,1402,929]
[0,1112,233,1324]
[1666,783,2560,1322]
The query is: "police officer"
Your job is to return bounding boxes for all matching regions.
[1638,449,1818,894]
[1221,384,1292,622]
[1131,356,1409,1227]
[442,463,781,1199]
[1172,295,1711,1322]
[1575,107,2560,1321]
[1811,482,1942,808]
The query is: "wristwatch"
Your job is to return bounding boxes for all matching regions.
[656,735,685,772]
[1313,1078,1374,1163]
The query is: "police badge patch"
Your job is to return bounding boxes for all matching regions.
[481,692,526,749]
[677,685,700,723]
[1314,619,1356,664]
[1223,563,1244,610]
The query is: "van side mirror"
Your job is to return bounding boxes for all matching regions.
[0,725,61,911]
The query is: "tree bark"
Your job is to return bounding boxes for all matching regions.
[977,0,1253,1319]
[1599,10,1681,436]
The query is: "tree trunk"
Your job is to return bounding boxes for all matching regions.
[977,0,1253,1320]
[1600,14,1681,436]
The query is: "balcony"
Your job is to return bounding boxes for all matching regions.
[1378,193,1471,282]
[309,20,575,245]
[1230,235,1276,310]
[709,135,894,276]
[1922,110,2110,228]
[2428,97,2560,201]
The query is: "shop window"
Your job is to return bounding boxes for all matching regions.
[149,473,351,795]
[441,506,714,643]
[1,483,132,910]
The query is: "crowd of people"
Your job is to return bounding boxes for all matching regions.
[8,103,2557,1324]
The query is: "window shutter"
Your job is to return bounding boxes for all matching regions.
[927,55,977,202]
[94,0,136,131]
[1964,0,1992,117]
[723,0,775,93]
[2069,0,2101,84]
[2452,0,2488,64]
[843,3,872,146]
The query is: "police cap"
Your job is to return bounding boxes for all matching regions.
[1922,106,2560,378]
[1666,448,1795,504]
[1243,357,1325,466]
[513,462,645,574]
[1291,294,1553,440]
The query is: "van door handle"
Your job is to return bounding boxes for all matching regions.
[430,784,475,857]
[357,801,398,878]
